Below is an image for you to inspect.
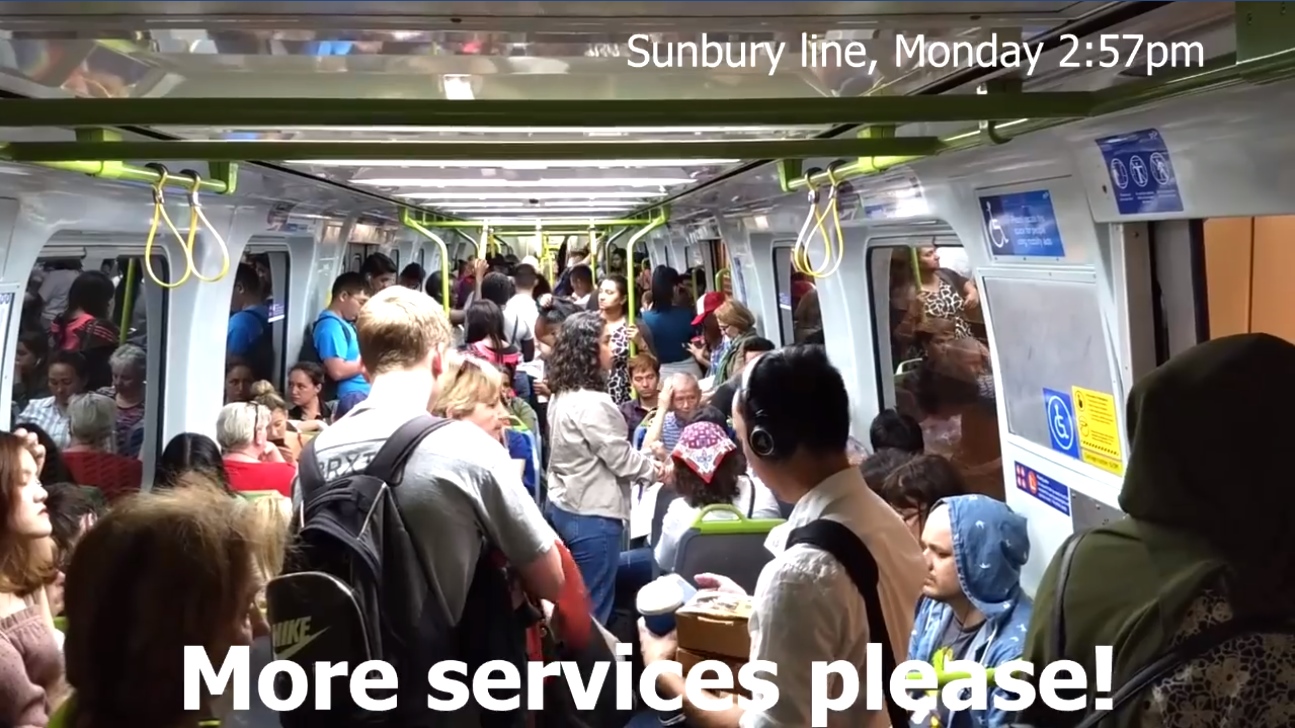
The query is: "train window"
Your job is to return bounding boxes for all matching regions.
[866,242,1004,500]
[14,253,168,502]
[771,245,824,346]
[981,275,1118,460]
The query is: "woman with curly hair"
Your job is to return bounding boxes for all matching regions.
[544,311,661,625]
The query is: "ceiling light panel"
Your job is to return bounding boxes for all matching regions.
[442,206,640,214]
[300,159,739,169]
[356,177,694,188]
[398,191,656,200]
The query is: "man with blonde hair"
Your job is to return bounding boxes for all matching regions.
[289,284,566,725]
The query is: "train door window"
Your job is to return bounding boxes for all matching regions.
[771,244,824,346]
[866,241,1004,501]
[14,252,169,502]
[239,250,289,387]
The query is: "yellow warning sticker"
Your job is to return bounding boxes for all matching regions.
[1071,386,1124,476]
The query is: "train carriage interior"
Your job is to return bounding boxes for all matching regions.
[1,0,1294,720]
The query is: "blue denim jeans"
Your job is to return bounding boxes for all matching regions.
[546,504,624,626]
[616,547,657,610]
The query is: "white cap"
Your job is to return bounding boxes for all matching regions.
[521,255,541,268]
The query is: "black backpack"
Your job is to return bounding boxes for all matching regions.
[297,317,342,402]
[243,306,277,383]
[266,414,532,728]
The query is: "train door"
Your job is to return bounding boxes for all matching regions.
[864,236,1003,501]
[770,242,824,346]
[239,244,291,389]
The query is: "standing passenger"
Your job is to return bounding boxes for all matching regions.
[639,345,925,728]
[545,312,661,625]
[225,263,275,382]
[639,266,701,378]
[360,252,398,293]
[312,273,370,413]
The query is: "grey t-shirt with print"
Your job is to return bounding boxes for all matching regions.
[294,404,556,625]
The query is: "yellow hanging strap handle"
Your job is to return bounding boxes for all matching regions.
[183,169,232,282]
[792,168,846,279]
[142,164,195,289]
[588,223,600,281]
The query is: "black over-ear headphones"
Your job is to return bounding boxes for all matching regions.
[739,354,788,461]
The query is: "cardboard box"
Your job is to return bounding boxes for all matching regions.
[676,590,752,662]
[677,648,750,698]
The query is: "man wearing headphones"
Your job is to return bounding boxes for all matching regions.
[639,346,925,727]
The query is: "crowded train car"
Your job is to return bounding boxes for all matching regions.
[0,2,1290,727]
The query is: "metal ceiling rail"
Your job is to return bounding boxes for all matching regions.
[0,137,947,163]
[783,46,1295,192]
[0,93,1098,128]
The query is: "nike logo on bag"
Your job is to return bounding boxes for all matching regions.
[271,616,330,661]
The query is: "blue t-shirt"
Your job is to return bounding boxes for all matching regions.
[505,428,538,499]
[640,307,696,364]
[226,305,268,358]
[313,310,369,397]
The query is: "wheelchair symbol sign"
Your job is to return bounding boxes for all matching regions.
[1043,388,1079,458]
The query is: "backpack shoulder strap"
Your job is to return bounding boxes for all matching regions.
[297,436,327,495]
[1049,531,1087,662]
[364,414,454,485]
[786,519,909,728]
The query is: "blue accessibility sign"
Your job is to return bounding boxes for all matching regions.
[1043,387,1080,459]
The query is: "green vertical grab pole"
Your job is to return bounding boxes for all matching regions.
[118,258,137,346]
[625,210,668,357]
[401,213,452,316]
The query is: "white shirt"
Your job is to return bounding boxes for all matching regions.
[654,476,782,572]
[505,292,539,334]
[741,468,926,728]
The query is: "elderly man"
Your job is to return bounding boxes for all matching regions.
[638,372,702,455]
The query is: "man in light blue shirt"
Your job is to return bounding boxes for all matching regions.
[313,272,370,413]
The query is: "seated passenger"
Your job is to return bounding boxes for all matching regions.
[861,447,917,492]
[706,336,775,419]
[313,272,370,413]
[215,402,295,497]
[154,432,231,493]
[639,372,702,455]
[639,345,925,727]
[0,430,65,726]
[620,352,661,437]
[909,495,1031,728]
[42,483,105,625]
[431,354,539,500]
[223,362,254,404]
[878,454,970,542]
[1018,333,1295,728]
[250,381,306,465]
[61,477,283,728]
[546,311,661,625]
[19,350,88,450]
[870,407,925,454]
[225,263,275,382]
[285,361,332,423]
[654,421,782,573]
[11,332,49,424]
[13,422,76,486]
[97,344,146,458]
[61,393,141,503]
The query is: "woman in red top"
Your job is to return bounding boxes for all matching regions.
[214,402,296,497]
[60,392,142,503]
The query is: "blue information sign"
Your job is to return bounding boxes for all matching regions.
[1095,128,1184,215]
[979,189,1066,258]
[1014,462,1071,516]
[1042,387,1080,460]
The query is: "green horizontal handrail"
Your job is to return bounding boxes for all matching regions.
[33,159,236,195]
[782,49,1294,192]
[0,93,1098,128]
[0,137,946,163]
